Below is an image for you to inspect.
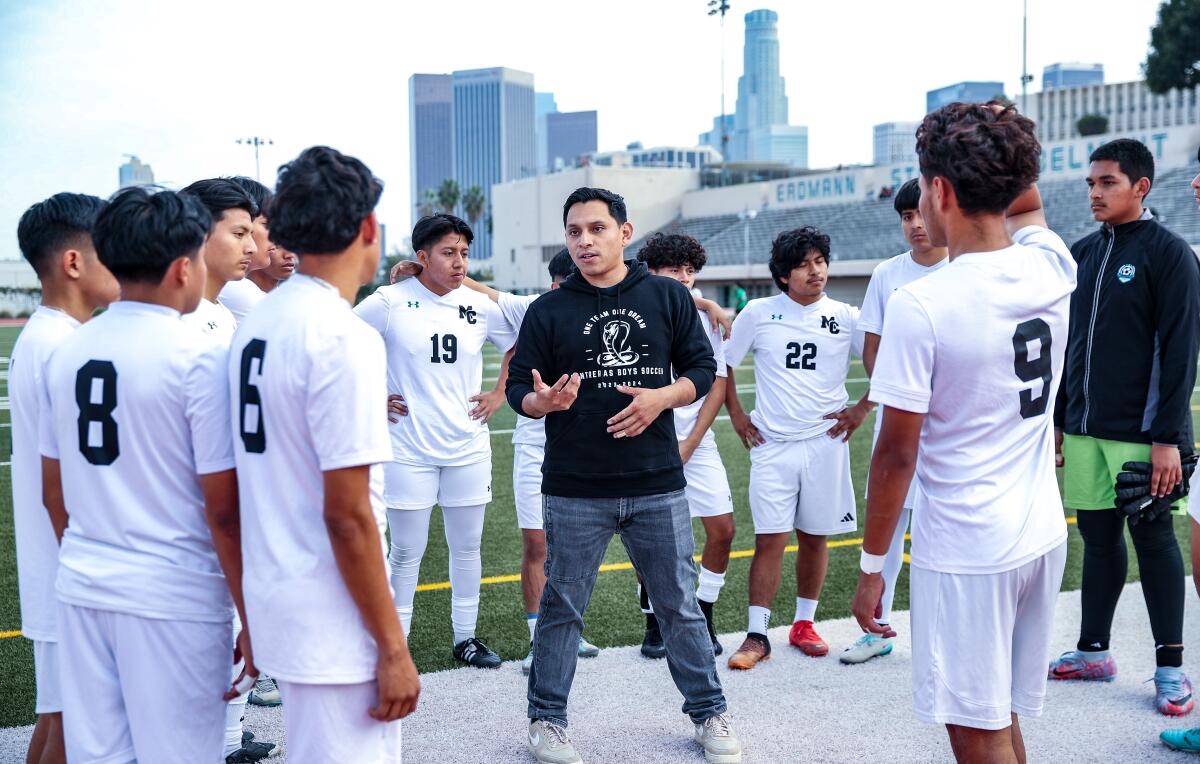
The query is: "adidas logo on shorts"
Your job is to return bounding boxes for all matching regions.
[840,512,854,523]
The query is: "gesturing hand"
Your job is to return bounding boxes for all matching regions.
[851,571,896,638]
[370,650,421,722]
[469,388,506,424]
[387,394,408,423]
[608,386,670,439]
[532,369,580,414]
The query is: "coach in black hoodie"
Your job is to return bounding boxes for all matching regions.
[1050,139,1200,713]
[508,188,741,764]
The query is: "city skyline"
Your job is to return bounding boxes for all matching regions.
[0,0,1168,259]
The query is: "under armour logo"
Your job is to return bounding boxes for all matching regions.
[821,316,840,334]
[206,321,217,331]
[407,301,420,309]
[459,305,478,324]
[771,314,783,320]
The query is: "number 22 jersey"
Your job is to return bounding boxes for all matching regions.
[870,225,1077,574]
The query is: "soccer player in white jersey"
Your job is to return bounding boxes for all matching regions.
[231,146,419,763]
[724,226,869,670]
[839,177,948,666]
[39,186,253,763]
[356,213,516,669]
[218,177,273,322]
[852,102,1074,762]
[11,193,119,764]
[180,179,282,761]
[636,233,735,658]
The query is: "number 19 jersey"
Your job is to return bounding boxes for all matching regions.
[725,293,863,441]
[869,226,1076,574]
[355,278,517,466]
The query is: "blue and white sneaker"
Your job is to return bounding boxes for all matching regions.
[578,636,600,658]
[1161,726,1200,751]
[839,634,893,665]
[1047,650,1117,681]
[1154,667,1195,716]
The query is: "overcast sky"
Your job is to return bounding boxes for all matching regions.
[0,0,1166,259]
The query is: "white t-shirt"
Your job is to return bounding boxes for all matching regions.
[497,292,546,447]
[10,307,80,641]
[725,293,863,441]
[39,301,235,623]
[218,278,265,323]
[231,274,392,683]
[355,278,517,466]
[182,297,238,344]
[675,309,727,443]
[869,226,1076,575]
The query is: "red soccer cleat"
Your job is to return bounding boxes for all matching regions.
[789,620,829,657]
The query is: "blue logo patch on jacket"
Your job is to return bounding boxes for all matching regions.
[1117,264,1136,284]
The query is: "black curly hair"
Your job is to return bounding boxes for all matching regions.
[636,232,707,272]
[916,102,1040,215]
[268,146,383,255]
[769,226,830,292]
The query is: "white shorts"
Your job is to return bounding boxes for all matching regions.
[385,458,492,510]
[683,437,734,519]
[32,639,61,714]
[57,602,231,764]
[278,679,401,764]
[748,434,856,535]
[910,541,1067,730]
[513,443,545,530]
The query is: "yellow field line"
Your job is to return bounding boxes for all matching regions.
[0,515,1083,638]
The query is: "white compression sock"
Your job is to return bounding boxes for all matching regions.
[444,504,487,645]
[638,582,654,615]
[794,597,818,624]
[878,504,911,626]
[748,605,771,635]
[696,567,727,604]
[386,506,433,635]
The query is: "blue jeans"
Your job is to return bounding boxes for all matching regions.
[528,489,727,726]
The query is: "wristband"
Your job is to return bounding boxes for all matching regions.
[860,550,886,575]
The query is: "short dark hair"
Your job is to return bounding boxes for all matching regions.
[180,178,258,223]
[411,213,473,254]
[562,187,627,226]
[17,192,107,278]
[92,187,210,284]
[916,102,1040,214]
[636,233,707,272]
[893,178,921,215]
[268,146,383,255]
[1089,138,1155,195]
[228,176,273,220]
[547,248,574,280]
[769,226,830,292]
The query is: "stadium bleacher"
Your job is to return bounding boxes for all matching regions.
[633,167,1200,265]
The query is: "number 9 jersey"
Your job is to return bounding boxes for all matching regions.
[724,293,864,441]
[869,225,1077,575]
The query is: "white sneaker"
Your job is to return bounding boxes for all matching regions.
[577,636,600,658]
[694,713,742,763]
[528,720,582,764]
[839,633,894,665]
[247,675,281,706]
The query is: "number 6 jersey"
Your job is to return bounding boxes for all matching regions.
[870,225,1077,575]
[725,292,863,441]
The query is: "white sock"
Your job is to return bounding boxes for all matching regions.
[638,582,654,614]
[794,597,818,624]
[444,504,486,646]
[748,605,771,635]
[527,613,538,642]
[224,611,248,756]
[696,567,727,604]
[878,504,910,626]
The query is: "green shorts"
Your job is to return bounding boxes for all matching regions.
[1062,434,1187,514]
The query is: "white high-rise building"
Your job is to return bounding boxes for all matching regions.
[873,122,920,165]
[729,8,807,167]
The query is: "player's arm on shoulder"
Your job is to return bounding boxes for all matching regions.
[463,275,502,304]
[1005,182,1047,235]
[694,294,732,339]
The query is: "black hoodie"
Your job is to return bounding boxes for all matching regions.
[506,259,717,498]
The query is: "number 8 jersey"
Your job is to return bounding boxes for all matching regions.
[870,225,1077,575]
[355,278,516,466]
[725,293,863,441]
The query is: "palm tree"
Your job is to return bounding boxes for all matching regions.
[436,178,460,214]
[418,189,437,218]
[462,185,486,229]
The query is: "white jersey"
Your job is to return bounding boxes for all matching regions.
[218,278,265,323]
[355,278,517,466]
[497,291,545,446]
[11,307,80,641]
[231,275,392,683]
[39,301,235,623]
[182,297,237,344]
[675,309,727,442]
[869,226,1076,575]
[725,293,863,441]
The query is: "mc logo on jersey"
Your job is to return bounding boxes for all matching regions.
[1117,264,1136,284]
[821,316,840,334]
[459,305,477,324]
[597,320,640,367]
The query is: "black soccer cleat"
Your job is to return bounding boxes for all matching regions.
[454,637,503,669]
[641,614,667,659]
[699,599,723,656]
[225,740,281,763]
